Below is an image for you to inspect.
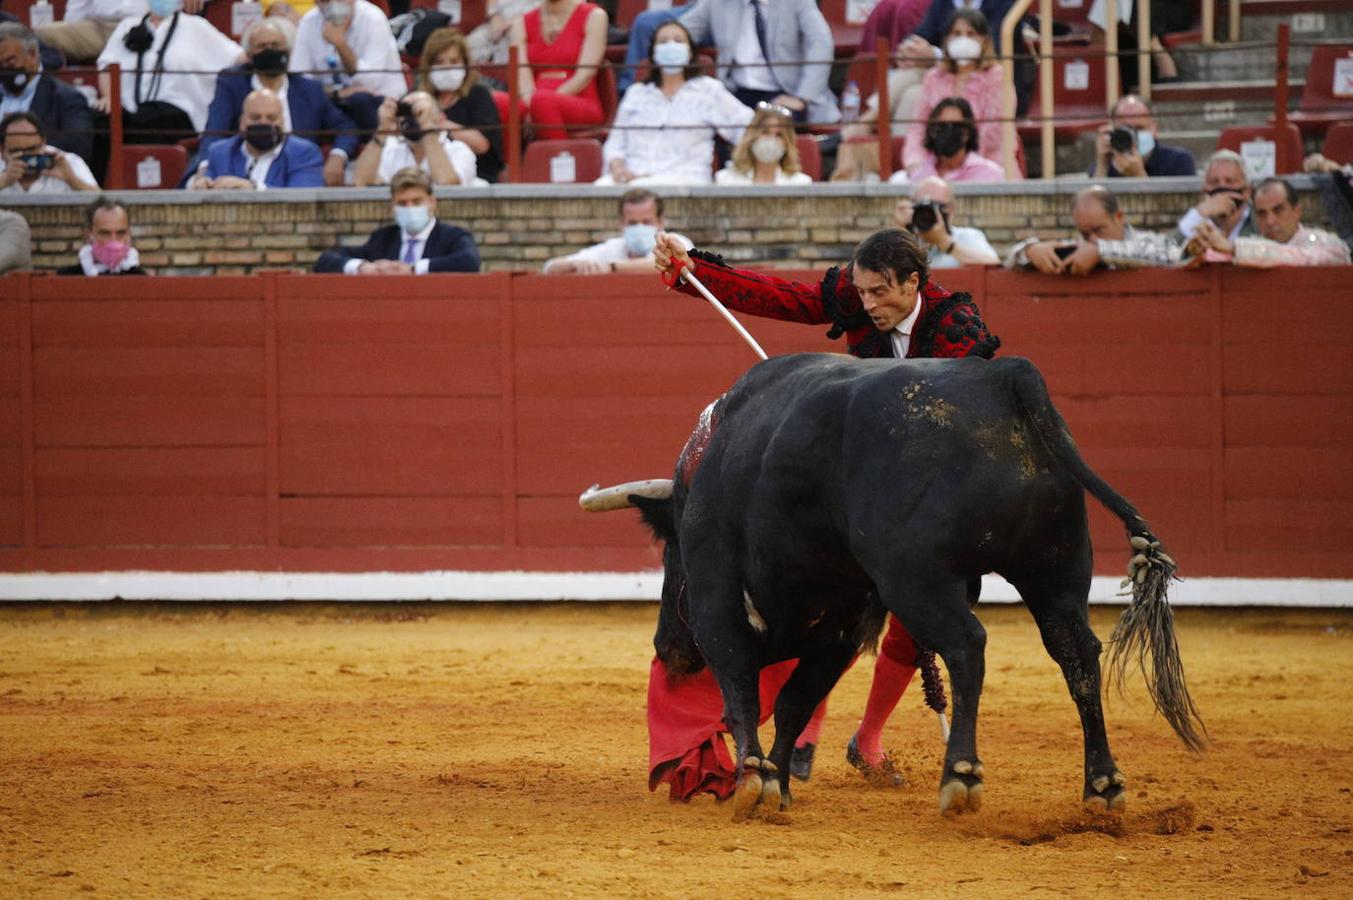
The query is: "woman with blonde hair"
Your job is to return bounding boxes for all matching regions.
[418,27,504,183]
[715,104,812,186]
[902,8,1007,178]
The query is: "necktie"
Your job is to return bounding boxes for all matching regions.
[750,0,769,65]
[402,238,418,264]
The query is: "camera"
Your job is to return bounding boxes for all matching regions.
[395,101,414,119]
[19,152,54,171]
[910,201,942,233]
[1109,125,1135,154]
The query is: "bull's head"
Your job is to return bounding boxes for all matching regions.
[578,479,705,676]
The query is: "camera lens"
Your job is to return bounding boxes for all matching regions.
[1109,126,1134,153]
[911,203,937,232]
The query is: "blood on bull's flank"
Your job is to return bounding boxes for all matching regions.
[585,352,1205,822]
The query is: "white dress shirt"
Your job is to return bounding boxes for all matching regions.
[732,0,778,92]
[888,289,925,359]
[343,217,439,275]
[567,231,693,266]
[0,148,99,193]
[375,134,478,187]
[602,78,754,184]
[713,165,812,185]
[1177,205,1252,242]
[929,226,997,269]
[291,0,406,100]
[98,13,243,133]
[240,140,282,189]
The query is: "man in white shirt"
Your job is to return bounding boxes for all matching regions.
[0,111,99,193]
[290,0,405,136]
[891,175,999,268]
[543,189,694,275]
[1173,149,1256,245]
[352,91,478,187]
[34,0,149,64]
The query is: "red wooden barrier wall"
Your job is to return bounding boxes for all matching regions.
[2,267,1350,578]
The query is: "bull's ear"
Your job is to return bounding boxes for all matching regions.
[630,494,677,544]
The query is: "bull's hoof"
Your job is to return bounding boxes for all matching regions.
[731,757,775,823]
[761,775,783,811]
[846,733,904,788]
[938,760,985,816]
[790,743,815,782]
[1084,769,1127,813]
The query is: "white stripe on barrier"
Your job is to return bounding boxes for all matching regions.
[0,572,1350,606]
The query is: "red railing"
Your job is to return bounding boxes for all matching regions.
[2,266,1351,578]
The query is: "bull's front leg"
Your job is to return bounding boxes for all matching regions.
[716,668,776,823]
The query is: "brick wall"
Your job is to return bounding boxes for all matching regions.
[9,178,1333,276]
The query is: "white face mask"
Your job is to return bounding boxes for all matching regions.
[652,39,691,74]
[946,35,983,62]
[429,67,466,92]
[751,135,785,165]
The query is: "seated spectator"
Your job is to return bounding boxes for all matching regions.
[35,0,147,65]
[1187,177,1351,268]
[57,195,148,276]
[1089,95,1195,179]
[616,4,686,93]
[1006,185,1182,274]
[0,22,94,165]
[892,97,1003,183]
[314,167,481,274]
[0,208,32,272]
[1175,149,1255,244]
[418,27,504,184]
[510,0,608,141]
[600,19,751,186]
[901,0,1032,114]
[353,91,478,186]
[202,16,357,187]
[542,187,690,274]
[190,89,324,189]
[843,49,926,143]
[680,0,838,125]
[290,0,406,136]
[903,9,1004,177]
[714,103,810,186]
[891,175,998,268]
[95,1,244,140]
[466,0,540,66]
[0,112,99,193]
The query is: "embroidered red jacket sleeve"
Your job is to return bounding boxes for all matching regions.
[668,254,837,325]
[917,292,1001,360]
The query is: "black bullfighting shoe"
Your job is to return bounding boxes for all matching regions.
[846,733,905,787]
[790,743,816,782]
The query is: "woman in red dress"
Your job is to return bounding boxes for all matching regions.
[509,0,608,140]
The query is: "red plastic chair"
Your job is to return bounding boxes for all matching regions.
[795,134,822,181]
[1286,44,1353,137]
[1216,124,1303,175]
[1018,43,1110,142]
[121,144,188,190]
[1322,122,1353,166]
[521,138,604,183]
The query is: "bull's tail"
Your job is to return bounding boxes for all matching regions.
[1008,358,1207,753]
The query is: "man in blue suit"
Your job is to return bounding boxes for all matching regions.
[191,90,325,190]
[313,168,481,275]
[199,18,356,187]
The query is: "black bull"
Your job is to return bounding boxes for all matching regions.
[613,353,1206,820]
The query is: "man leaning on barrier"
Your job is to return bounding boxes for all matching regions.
[1188,177,1350,268]
[1006,185,1184,275]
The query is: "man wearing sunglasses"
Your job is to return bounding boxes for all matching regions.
[1174,149,1256,246]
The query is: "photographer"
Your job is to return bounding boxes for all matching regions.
[352,91,477,187]
[891,175,998,268]
[1090,95,1195,179]
[0,112,99,194]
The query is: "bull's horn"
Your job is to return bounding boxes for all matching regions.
[578,479,674,511]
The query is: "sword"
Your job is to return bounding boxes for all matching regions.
[677,265,768,362]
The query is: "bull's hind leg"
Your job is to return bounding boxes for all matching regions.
[875,576,987,816]
[1010,564,1126,813]
[763,640,858,812]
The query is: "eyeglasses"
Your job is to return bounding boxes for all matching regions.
[755,101,794,120]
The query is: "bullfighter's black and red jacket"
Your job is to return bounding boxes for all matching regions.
[670,249,1001,360]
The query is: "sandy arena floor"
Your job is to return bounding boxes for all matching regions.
[0,601,1350,898]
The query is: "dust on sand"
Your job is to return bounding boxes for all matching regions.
[1,602,1350,898]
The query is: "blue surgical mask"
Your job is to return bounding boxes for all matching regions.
[652,40,691,73]
[148,0,181,17]
[622,223,658,257]
[1136,129,1156,158]
[394,204,431,234]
